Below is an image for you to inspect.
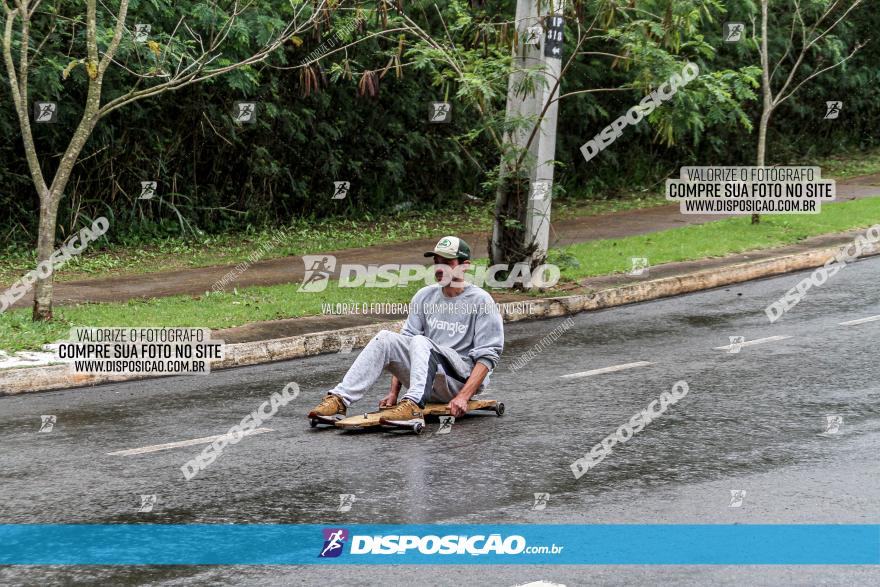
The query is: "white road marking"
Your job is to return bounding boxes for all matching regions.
[560,361,653,379]
[714,335,791,351]
[107,428,274,456]
[839,315,880,326]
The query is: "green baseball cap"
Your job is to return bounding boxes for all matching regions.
[424,236,471,260]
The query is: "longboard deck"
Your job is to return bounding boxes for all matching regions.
[333,399,504,431]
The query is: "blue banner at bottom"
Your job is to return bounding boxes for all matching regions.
[1,524,878,565]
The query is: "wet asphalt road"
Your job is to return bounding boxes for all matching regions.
[2,256,880,585]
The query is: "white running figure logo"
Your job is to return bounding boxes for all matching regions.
[321,529,346,557]
[337,493,357,512]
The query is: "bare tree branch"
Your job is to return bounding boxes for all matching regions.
[773,0,863,107]
[3,3,48,197]
[557,86,632,100]
[775,39,867,106]
[769,0,799,82]
[807,0,863,51]
[97,0,129,76]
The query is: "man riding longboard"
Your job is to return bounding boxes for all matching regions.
[307,236,504,429]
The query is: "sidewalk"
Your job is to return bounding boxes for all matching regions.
[214,227,880,343]
[3,226,878,393]
[5,174,879,310]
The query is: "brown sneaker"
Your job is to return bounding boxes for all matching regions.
[308,394,347,423]
[378,399,424,429]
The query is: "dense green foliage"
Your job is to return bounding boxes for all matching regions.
[1,0,877,248]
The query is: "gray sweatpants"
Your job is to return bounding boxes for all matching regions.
[329,330,479,407]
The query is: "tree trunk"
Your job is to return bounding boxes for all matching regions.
[753,107,772,225]
[31,196,61,320]
[31,100,101,320]
[489,170,533,274]
[753,0,772,226]
[489,170,509,265]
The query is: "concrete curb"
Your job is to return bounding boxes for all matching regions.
[2,238,876,396]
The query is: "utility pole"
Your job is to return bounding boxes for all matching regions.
[491,0,563,270]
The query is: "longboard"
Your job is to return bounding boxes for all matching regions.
[331,399,504,433]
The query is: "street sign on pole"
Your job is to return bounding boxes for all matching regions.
[544,15,564,59]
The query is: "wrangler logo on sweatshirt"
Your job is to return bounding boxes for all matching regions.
[426,316,467,336]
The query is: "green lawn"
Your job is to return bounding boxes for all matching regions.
[3,196,879,353]
[806,146,880,180]
[3,147,878,287]
[0,195,669,287]
[555,196,880,281]
[0,209,489,286]
[0,282,422,354]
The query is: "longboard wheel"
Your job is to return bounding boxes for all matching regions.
[413,422,424,435]
[309,418,318,428]
[495,402,505,416]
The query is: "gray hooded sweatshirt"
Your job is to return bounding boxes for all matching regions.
[400,283,504,379]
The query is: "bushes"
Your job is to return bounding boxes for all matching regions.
[1,0,878,246]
